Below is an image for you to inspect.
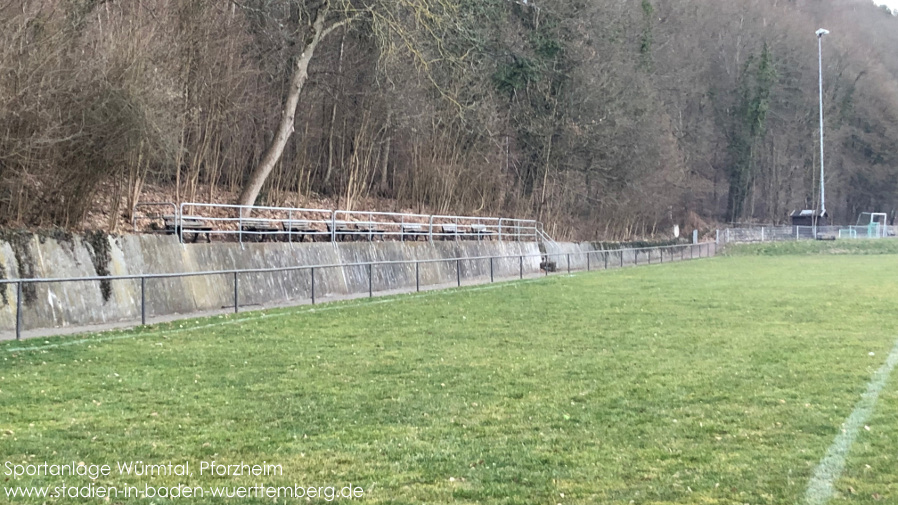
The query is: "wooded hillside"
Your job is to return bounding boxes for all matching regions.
[1,0,897,239]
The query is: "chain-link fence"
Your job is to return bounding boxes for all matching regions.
[718,224,898,244]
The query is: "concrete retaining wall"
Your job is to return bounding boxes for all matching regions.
[0,233,541,334]
[542,241,717,271]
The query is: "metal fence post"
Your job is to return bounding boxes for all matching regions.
[660,248,663,263]
[311,267,316,305]
[567,253,571,274]
[368,263,373,298]
[519,256,523,279]
[233,272,239,313]
[179,203,185,245]
[587,252,591,271]
[331,211,337,243]
[490,257,494,283]
[620,250,624,268]
[16,282,23,341]
[691,245,694,259]
[416,261,420,292]
[456,259,461,287]
[140,277,146,326]
[604,251,608,270]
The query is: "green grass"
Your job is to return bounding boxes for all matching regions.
[723,238,898,256]
[3,252,898,504]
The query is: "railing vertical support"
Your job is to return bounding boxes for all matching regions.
[15,282,23,341]
[238,207,243,245]
[233,272,239,313]
[179,203,186,245]
[456,259,461,287]
[311,267,316,305]
[331,211,337,243]
[140,277,146,326]
[368,263,373,298]
[416,262,420,292]
[490,257,494,283]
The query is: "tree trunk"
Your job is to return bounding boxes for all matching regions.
[323,29,346,187]
[237,7,352,208]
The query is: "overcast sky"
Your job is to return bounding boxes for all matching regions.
[874,0,898,10]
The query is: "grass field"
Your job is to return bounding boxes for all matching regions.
[3,243,898,504]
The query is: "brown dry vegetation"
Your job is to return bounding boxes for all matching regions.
[1,0,897,240]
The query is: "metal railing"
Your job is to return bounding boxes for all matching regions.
[179,202,334,243]
[1,242,715,341]
[127,202,545,243]
[718,224,898,244]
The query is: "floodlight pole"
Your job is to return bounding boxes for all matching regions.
[817,28,829,219]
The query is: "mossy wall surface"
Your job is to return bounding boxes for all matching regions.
[0,234,543,333]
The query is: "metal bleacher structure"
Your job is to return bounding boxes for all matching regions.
[132,202,552,244]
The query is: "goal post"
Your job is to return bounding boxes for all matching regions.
[856,212,888,238]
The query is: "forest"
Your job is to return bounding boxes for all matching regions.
[1,0,897,239]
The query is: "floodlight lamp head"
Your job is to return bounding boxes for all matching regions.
[816,28,830,37]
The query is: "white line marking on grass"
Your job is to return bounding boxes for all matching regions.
[4,276,546,353]
[804,338,898,505]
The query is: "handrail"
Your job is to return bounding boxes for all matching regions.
[179,202,334,244]
[0,242,708,286]
[3,241,715,340]
[128,202,546,243]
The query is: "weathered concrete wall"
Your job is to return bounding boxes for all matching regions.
[0,234,542,333]
[542,241,717,271]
